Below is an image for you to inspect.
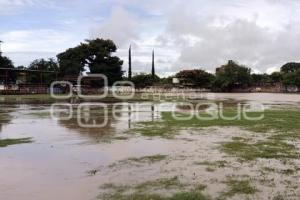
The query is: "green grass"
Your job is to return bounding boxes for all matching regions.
[194,160,228,168]
[109,155,168,167]
[0,137,33,147]
[221,140,299,161]
[133,109,300,137]
[0,94,150,104]
[221,180,257,198]
[131,108,300,161]
[135,176,183,191]
[100,191,209,200]
[99,177,209,200]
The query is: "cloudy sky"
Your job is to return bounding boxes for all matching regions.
[1,0,300,76]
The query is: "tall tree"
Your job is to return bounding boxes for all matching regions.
[128,45,132,80]
[151,50,155,79]
[0,53,15,84]
[281,62,300,89]
[57,39,123,85]
[281,62,300,74]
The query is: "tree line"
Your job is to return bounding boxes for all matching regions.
[0,38,300,91]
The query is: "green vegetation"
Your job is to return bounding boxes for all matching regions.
[221,180,257,198]
[27,58,58,84]
[131,107,300,161]
[0,137,33,148]
[109,155,168,167]
[58,39,123,85]
[131,73,160,88]
[213,60,252,92]
[133,108,300,137]
[176,69,215,88]
[135,176,183,191]
[221,140,299,161]
[194,160,228,168]
[100,191,209,200]
[99,177,209,200]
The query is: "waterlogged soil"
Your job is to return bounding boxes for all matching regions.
[0,93,299,200]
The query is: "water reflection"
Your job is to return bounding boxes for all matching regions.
[55,103,163,142]
[0,105,16,133]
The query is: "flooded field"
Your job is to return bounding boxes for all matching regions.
[0,93,300,200]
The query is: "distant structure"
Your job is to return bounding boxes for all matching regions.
[152,49,155,79]
[128,45,132,80]
[0,40,3,55]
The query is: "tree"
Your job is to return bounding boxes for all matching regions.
[251,73,271,86]
[213,60,252,91]
[0,54,15,84]
[132,73,160,88]
[57,46,84,76]
[281,62,300,74]
[281,62,300,89]
[270,72,282,84]
[57,39,123,85]
[176,69,215,88]
[27,58,58,84]
[282,70,300,88]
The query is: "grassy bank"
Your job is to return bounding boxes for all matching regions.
[0,138,33,148]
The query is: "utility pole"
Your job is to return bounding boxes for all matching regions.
[128,45,132,80]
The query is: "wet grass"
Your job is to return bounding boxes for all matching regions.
[100,191,209,200]
[221,139,299,161]
[134,176,183,191]
[194,160,228,168]
[99,177,209,200]
[27,111,51,118]
[133,108,300,137]
[221,179,257,198]
[0,137,33,148]
[132,108,300,161]
[109,155,168,168]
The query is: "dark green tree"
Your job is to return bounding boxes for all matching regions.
[270,72,282,84]
[281,62,300,89]
[132,73,160,88]
[27,58,58,84]
[213,60,252,92]
[251,73,271,86]
[176,69,215,88]
[57,39,123,86]
[0,54,15,84]
[281,62,300,74]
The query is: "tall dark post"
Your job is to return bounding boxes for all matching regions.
[151,49,155,79]
[128,45,132,80]
[0,40,3,56]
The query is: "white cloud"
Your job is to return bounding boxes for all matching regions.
[89,7,139,47]
[0,29,84,66]
[0,0,53,15]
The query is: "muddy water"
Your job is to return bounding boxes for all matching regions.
[0,93,299,200]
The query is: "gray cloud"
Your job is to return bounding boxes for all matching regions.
[154,0,300,74]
